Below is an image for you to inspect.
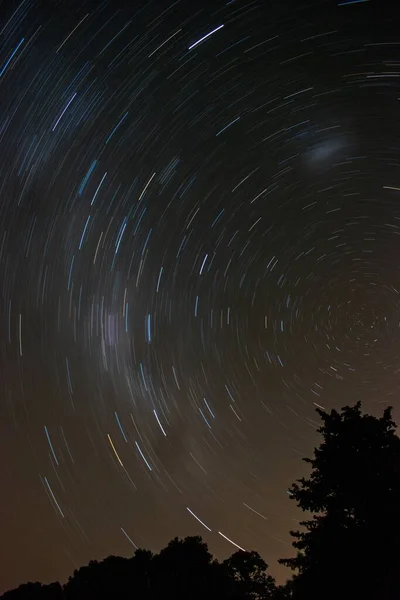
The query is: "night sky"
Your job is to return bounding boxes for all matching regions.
[1,0,399,592]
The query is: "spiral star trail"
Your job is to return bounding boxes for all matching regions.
[1,0,399,592]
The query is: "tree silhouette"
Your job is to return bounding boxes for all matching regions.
[223,550,278,599]
[7,403,400,599]
[1,582,62,599]
[127,548,154,596]
[152,535,225,599]
[63,549,156,599]
[279,402,400,600]
[1,536,280,599]
[64,556,132,599]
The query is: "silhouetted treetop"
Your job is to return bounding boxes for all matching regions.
[4,403,400,600]
[223,550,278,599]
[1,582,63,600]
[292,402,400,514]
[1,535,281,600]
[280,402,400,600]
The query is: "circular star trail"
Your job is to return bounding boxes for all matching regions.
[1,0,399,591]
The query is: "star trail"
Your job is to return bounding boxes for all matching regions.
[1,0,399,592]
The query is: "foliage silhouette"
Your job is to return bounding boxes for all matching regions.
[223,550,278,599]
[1,582,63,599]
[4,403,400,600]
[63,555,134,599]
[1,536,279,599]
[279,402,400,599]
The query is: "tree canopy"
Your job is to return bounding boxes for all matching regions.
[280,402,400,600]
[1,536,280,600]
[3,402,400,600]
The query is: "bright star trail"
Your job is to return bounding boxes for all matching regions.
[0,0,399,593]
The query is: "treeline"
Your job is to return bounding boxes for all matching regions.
[3,402,400,599]
[1,538,287,600]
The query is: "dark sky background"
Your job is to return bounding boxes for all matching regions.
[1,0,400,593]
